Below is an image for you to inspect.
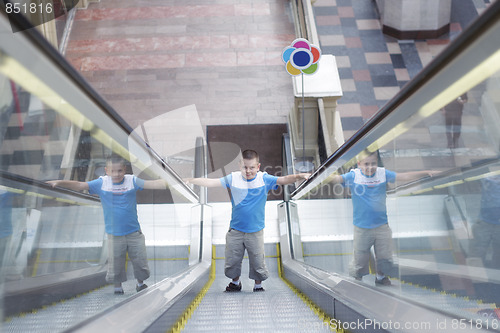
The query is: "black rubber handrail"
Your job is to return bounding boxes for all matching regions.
[0,169,100,203]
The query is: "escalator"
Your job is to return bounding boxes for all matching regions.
[177,1,500,328]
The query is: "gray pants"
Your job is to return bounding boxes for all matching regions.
[225,228,269,281]
[349,224,393,278]
[106,231,150,283]
[470,220,500,267]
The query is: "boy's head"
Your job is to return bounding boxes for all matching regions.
[105,154,128,183]
[357,152,378,177]
[240,149,260,180]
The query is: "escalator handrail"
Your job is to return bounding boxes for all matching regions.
[0,7,198,201]
[290,0,500,200]
[386,156,500,195]
[0,169,100,203]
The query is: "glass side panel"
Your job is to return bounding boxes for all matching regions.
[0,16,201,331]
[130,104,205,185]
[291,17,500,323]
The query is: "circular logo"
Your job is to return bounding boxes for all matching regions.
[282,38,321,76]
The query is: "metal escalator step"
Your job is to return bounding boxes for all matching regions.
[182,276,328,332]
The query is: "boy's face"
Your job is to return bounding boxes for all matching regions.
[240,158,260,180]
[105,162,126,183]
[357,154,378,176]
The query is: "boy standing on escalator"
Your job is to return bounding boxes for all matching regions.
[185,149,310,292]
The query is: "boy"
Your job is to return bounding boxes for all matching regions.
[185,149,309,292]
[329,151,435,285]
[469,175,500,267]
[48,154,168,294]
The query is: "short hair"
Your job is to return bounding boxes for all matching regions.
[106,154,127,166]
[358,150,379,163]
[242,149,259,162]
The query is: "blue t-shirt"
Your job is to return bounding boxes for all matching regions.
[479,176,500,225]
[220,171,278,233]
[342,168,396,229]
[87,175,145,236]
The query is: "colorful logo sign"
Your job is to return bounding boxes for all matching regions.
[282,38,321,76]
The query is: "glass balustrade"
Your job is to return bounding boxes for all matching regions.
[0,9,203,331]
[289,4,500,323]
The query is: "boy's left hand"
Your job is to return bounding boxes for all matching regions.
[301,173,311,180]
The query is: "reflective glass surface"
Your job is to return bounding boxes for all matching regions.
[0,12,201,330]
[291,13,500,322]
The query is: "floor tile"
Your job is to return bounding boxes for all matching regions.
[394,68,410,82]
[386,42,401,54]
[346,48,368,69]
[338,103,362,117]
[316,25,343,35]
[341,116,364,130]
[340,17,357,27]
[365,52,392,64]
[360,105,379,119]
[352,69,371,81]
[314,6,338,16]
[356,19,381,30]
[351,1,378,19]
[340,78,356,92]
[390,54,405,68]
[334,55,351,68]
[315,15,341,26]
[337,6,355,18]
[371,74,398,87]
[359,30,389,52]
[319,35,346,46]
[338,67,353,79]
[345,36,362,48]
[373,86,401,100]
[336,0,352,6]
[313,0,337,7]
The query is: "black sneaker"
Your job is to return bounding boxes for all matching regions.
[225,282,242,292]
[136,283,148,292]
[253,287,265,292]
[375,276,391,286]
[114,288,124,295]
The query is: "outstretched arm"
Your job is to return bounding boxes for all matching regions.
[143,179,169,190]
[325,174,344,184]
[184,178,222,188]
[396,170,439,182]
[276,173,311,185]
[46,180,89,192]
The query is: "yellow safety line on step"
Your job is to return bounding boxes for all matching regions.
[276,243,342,332]
[168,245,216,333]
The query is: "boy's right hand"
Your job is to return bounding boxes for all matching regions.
[46,180,59,187]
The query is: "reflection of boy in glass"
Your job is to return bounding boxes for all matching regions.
[48,154,168,295]
[0,188,14,271]
[443,93,468,149]
[469,175,500,267]
[329,152,435,285]
[185,149,310,292]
